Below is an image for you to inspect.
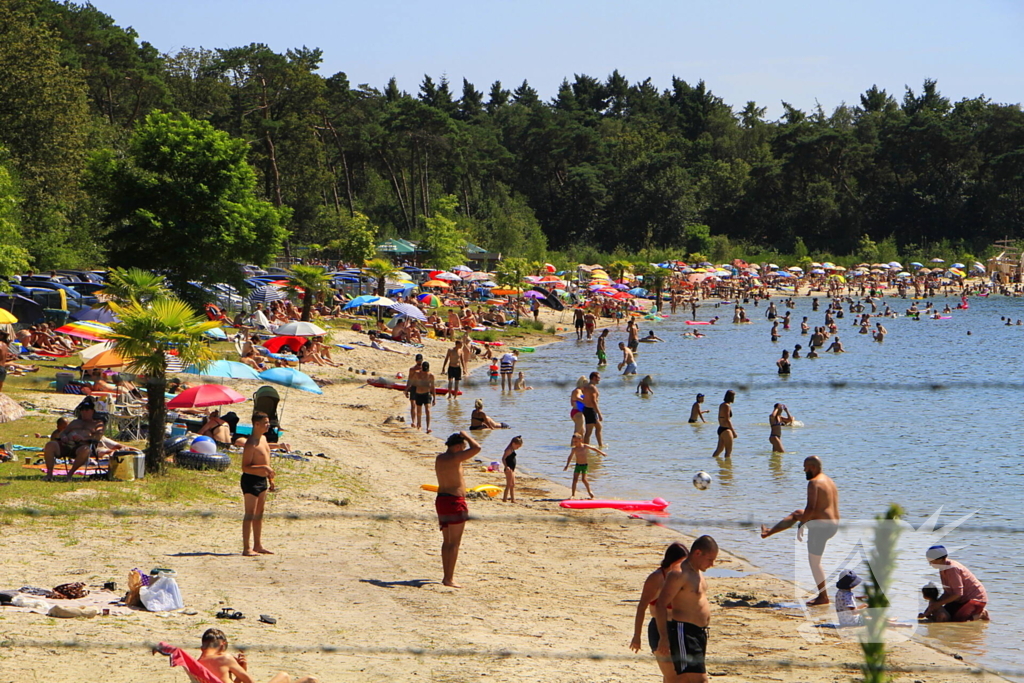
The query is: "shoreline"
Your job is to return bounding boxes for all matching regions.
[0,307,1008,682]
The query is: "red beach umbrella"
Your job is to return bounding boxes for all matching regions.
[166,384,246,409]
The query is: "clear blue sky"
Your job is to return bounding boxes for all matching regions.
[93,0,1023,118]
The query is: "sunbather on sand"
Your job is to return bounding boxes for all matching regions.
[198,628,318,683]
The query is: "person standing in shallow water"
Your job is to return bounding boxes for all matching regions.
[711,390,736,458]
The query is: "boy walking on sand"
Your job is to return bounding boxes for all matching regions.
[198,628,318,683]
[241,411,275,557]
[564,432,606,499]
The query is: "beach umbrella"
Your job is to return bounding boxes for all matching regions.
[422,279,450,288]
[417,293,442,307]
[79,341,115,360]
[628,287,648,296]
[523,290,546,299]
[258,367,322,394]
[822,262,836,269]
[897,271,911,277]
[479,281,497,287]
[972,262,986,272]
[951,263,965,269]
[466,272,492,281]
[204,327,228,340]
[930,258,945,263]
[432,272,461,281]
[263,336,306,354]
[249,285,287,304]
[452,265,472,273]
[787,266,803,272]
[389,302,427,321]
[810,269,825,275]
[167,384,247,409]
[910,262,923,268]
[918,267,932,274]
[55,321,111,341]
[544,263,556,273]
[490,288,521,296]
[70,307,118,323]
[82,348,126,370]
[184,360,262,381]
[275,321,327,337]
[0,394,27,423]
[0,309,16,324]
[344,295,396,310]
[888,261,902,269]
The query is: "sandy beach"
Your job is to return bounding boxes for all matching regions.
[0,308,1003,682]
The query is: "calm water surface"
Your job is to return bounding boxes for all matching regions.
[429,295,1024,677]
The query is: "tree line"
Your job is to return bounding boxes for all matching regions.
[1,0,1023,285]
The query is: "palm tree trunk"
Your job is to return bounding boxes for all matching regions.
[146,371,167,474]
[301,295,313,321]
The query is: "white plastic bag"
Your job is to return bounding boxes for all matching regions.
[139,574,184,611]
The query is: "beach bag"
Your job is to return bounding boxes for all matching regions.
[52,582,89,599]
[140,573,184,612]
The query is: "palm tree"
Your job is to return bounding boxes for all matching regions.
[99,267,170,308]
[284,265,333,321]
[362,258,401,296]
[608,260,634,283]
[105,298,218,473]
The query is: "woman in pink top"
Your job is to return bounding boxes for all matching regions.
[921,545,990,622]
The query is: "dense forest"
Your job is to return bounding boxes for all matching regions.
[1,0,1023,279]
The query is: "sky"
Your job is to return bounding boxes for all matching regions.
[92,0,1024,118]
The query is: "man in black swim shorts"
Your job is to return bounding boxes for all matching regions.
[240,412,276,556]
[655,535,718,682]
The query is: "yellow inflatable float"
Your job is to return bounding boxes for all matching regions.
[420,484,502,497]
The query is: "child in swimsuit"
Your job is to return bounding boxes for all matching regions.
[564,432,605,499]
[501,436,522,503]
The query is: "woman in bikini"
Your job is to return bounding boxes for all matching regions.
[769,403,793,453]
[569,377,587,438]
[711,390,736,458]
[469,399,507,430]
[629,542,689,682]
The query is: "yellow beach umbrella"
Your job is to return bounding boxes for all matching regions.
[0,309,17,324]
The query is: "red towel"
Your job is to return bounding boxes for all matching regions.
[155,643,224,683]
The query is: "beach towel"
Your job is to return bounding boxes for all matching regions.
[155,643,223,683]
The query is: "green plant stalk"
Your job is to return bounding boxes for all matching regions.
[861,504,904,683]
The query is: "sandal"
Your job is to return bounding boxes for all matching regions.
[259,614,277,624]
[216,608,245,620]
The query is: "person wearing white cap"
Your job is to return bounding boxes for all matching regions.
[921,546,990,622]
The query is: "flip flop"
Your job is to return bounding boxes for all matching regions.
[315,453,328,459]
[216,608,245,620]
[259,614,277,624]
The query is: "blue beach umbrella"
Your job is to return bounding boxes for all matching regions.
[628,287,648,296]
[185,360,262,380]
[258,367,323,394]
[71,307,119,323]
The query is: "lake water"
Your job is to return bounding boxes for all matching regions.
[429,295,1024,679]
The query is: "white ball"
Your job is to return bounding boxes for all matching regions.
[692,471,712,490]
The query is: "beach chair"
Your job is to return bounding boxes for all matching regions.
[253,385,280,427]
[154,643,223,683]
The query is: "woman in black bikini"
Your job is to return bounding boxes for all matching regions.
[501,435,523,503]
[629,541,688,681]
[711,390,736,458]
[777,349,791,375]
[769,403,793,453]
[470,399,507,430]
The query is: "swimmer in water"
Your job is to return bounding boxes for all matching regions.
[643,331,664,342]
[769,403,794,453]
[777,349,791,375]
[826,336,845,353]
[689,393,708,423]
[636,375,654,396]
[873,322,887,342]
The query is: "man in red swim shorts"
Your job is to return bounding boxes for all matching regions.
[435,431,481,588]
